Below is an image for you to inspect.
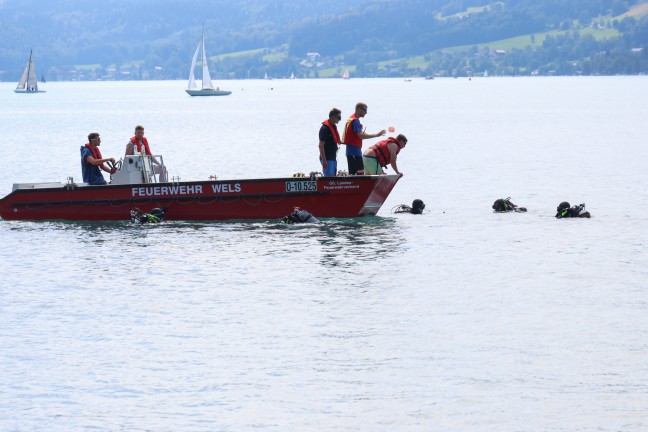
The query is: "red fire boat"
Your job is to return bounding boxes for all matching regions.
[0,153,401,221]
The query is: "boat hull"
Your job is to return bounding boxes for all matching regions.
[185,89,232,96]
[0,175,401,221]
[14,89,46,93]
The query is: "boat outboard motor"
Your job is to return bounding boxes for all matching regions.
[282,207,319,224]
[555,202,590,218]
[130,207,165,224]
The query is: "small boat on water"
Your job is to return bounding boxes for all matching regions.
[15,50,45,94]
[186,30,231,97]
[342,69,350,80]
[0,153,401,221]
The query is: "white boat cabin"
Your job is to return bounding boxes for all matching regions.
[11,153,167,191]
[111,153,167,185]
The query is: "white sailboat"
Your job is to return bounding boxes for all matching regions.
[186,30,231,97]
[15,50,45,93]
[342,69,350,80]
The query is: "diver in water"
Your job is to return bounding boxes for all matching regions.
[281,207,320,224]
[555,202,590,218]
[492,197,527,213]
[393,199,425,214]
[130,207,165,224]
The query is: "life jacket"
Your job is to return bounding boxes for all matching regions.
[342,114,363,148]
[130,136,152,155]
[130,207,165,224]
[322,119,341,144]
[369,138,400,168]
[84,143,102,160]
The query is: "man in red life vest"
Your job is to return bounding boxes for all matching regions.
[80,132,116,185]
[342,102,385,175]
[362,134,408,176]
[318,108,342,176]
[125,125,167,182]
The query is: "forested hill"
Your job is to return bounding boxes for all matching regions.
[1,0,647,81]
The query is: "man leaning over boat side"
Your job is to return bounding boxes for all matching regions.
[362,134,408,176]
[342,102,385,175]
[318,107,342,176]
[125,125,167,182]
[81,132,116,185]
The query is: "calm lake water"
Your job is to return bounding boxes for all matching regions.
[1,77,648,431]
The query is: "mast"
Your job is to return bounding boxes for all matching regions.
[27,50,38,90]
[26,50,33,87]
[201,25,214,90]
[201,25,205,89]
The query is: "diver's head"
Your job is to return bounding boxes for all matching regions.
[150,208,165,220]
[411,199,425,214]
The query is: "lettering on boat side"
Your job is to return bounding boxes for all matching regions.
[322,181,360,191]
[132,185,204,197]
[131,183,242,197]
[211,183,241,193]
[286,181,317,193]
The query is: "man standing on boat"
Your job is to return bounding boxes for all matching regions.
[125,125,167,182]
[318,108,342,176]
[81,132,116,185]
[342,102,385,175]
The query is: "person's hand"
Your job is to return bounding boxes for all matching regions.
[378,129,386,137]
[110,167,117,174]
[398,172,404,177]
[110,158,116,164]
[322,160,328,170]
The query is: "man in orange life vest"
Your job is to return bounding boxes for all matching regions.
[125,125,167,182]
[342,102,385,175]
[318,108,342,176]
[80,132,116,185]
[362,134,408,176]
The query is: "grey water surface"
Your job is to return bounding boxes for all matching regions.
[1,77,647,431]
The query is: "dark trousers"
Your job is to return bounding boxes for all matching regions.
[346,155,364,175]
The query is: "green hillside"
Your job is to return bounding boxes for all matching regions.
[1,0,647,80]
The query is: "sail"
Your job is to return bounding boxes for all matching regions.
[187,43,200,90]
[16,62,29,90]
[201,36,214,90]
[27,55,38,90]
[16,50,38,91]
[185,29,230,96]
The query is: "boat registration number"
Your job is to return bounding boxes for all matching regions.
[285,181,317,193]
